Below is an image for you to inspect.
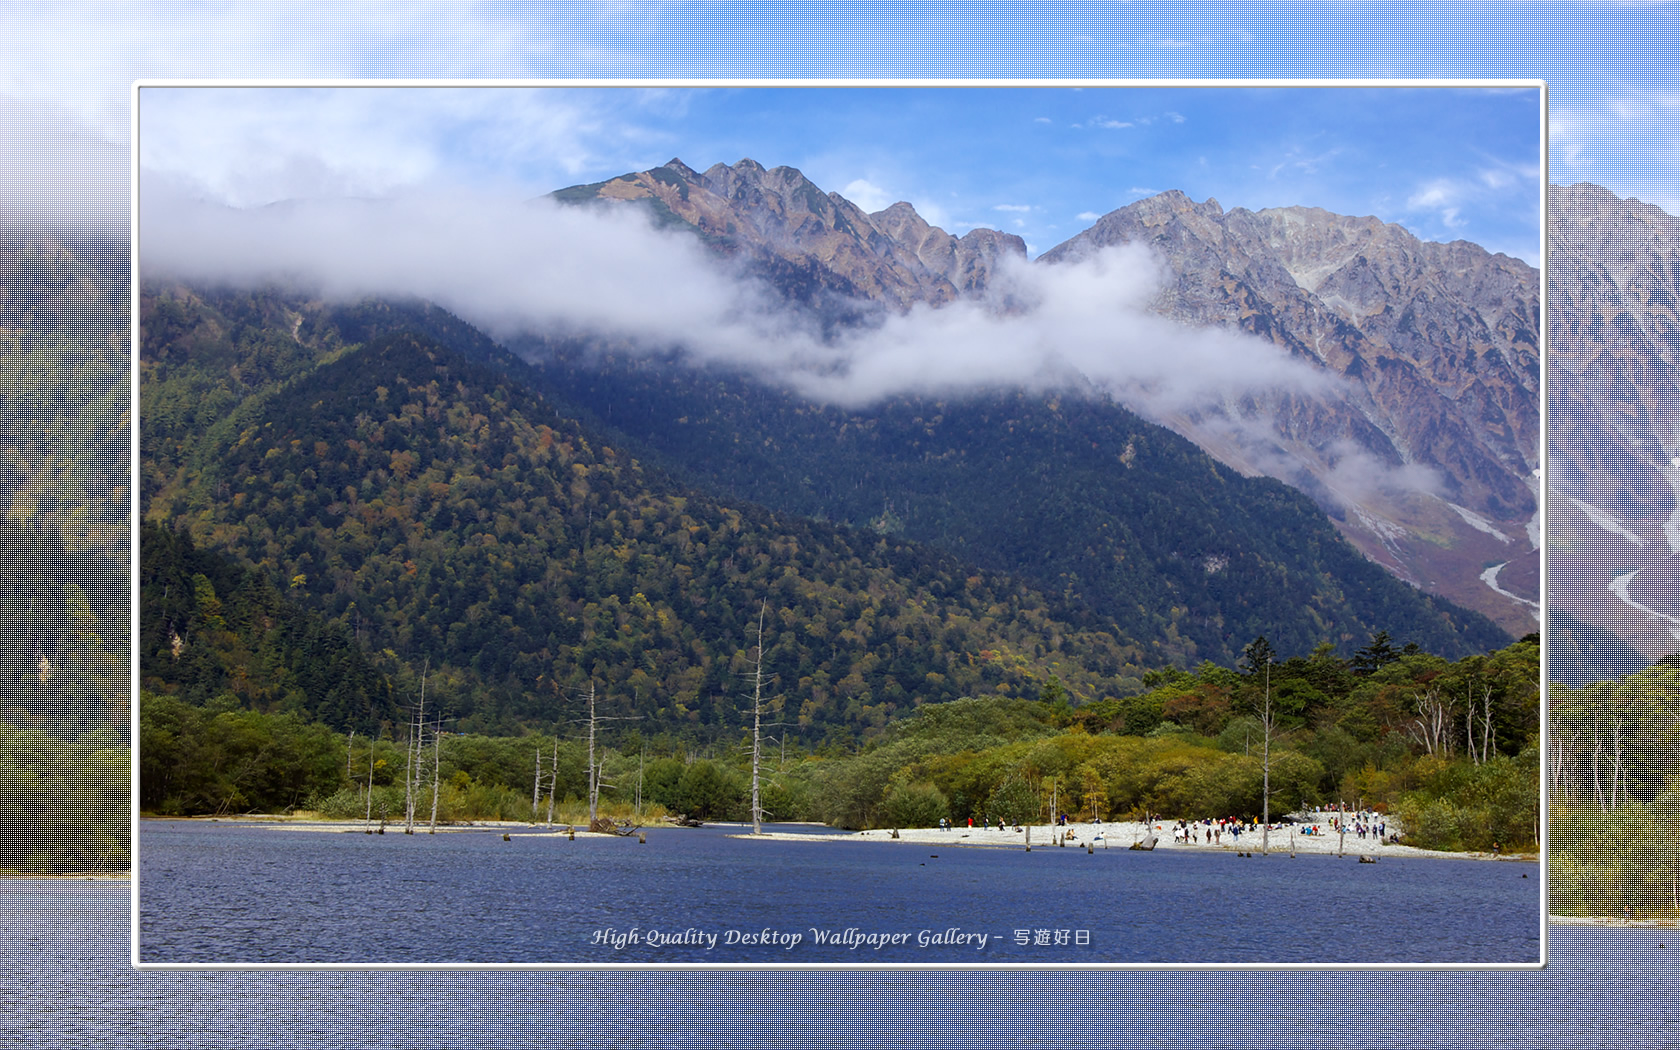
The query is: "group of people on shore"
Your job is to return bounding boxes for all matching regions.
[1165,817,1251,846]
[1297,812,1388,842]
[927,807,1399,848]
[1151,808,1395,847]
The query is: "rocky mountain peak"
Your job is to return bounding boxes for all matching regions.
[1551,181,1680,255]
[1039,189,1540,633]
[554,158,1024,309]
[660,157,701,180]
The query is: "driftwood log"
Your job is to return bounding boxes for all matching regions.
[589,817,641,836]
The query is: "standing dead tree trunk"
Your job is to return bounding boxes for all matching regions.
[1591,717,1607,813]
[1479,686,1496,764]
[532,747,543,822]
[587,683,600,825]
[566,681,639,827]
[1551,728,1577,803]
[1609,713,1628,810]
[404,661,428,834]
[1466,684,1478,763]
[743,601,786,836]
[545,734,559,828]
[429,719,442,833]
[364,743,376,829]
[1406,687,1455,757]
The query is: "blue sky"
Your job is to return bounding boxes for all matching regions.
[137,83,1542,261]
[2,3,1673,259]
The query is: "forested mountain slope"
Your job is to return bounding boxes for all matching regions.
[0,236,129,873]
[527,342,1511,667]
[141,287,1159,738]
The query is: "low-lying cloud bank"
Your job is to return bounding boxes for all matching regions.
[143,181,1341,418]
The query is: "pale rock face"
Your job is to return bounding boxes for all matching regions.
[1040,192,1540,634]
[1548,182,1680,666]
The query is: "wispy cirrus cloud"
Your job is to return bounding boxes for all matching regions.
[1076,109,1188,132]
[1407,177,1470,229]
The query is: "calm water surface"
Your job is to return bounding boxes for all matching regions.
[2,876,1675,1049]
[136,819,1538,964]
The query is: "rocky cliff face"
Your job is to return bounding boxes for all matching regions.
[1040,192,1541,634]
[1549,182,1680,672]
[560,158,1027,311]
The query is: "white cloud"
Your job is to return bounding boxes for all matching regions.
[139,86,659,209]
[1077,211,1103,222]
[1266,146,1343,180]
[842,178,894,213]
[993,204,1032,213]
[1405,177,1474,233]
[1407,179,1457,211]
[0,2,588,141]
[0,96,126,233]
[141,183,1340,422]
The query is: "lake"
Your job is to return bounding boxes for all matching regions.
[5,876,1676,1049]
[135,819,1539,965]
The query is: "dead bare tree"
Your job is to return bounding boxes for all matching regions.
[429,718,443,833]
[1406,687,1455,757]
[403,660,429,834]
[545,734,560,828]
[1609,713,1628,810]
[587,682,601,824]
[531,747,543,822]
[1478,685,1496,764]
[568,681,639,826]
[1591,717,1607,812]
[742,601,789,835]
[1551,726,1577,803]
[364,741,377,829]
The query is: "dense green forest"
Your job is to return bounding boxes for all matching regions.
[522,337,1513,668]
[1550,658,1680,918]
[800,631,1539,849]
[141,289,1164,738]
[139,631,1539,858]
[0,238,129,873]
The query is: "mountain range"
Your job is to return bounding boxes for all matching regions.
[1548,182,1680,681]
[546,158,1541,637]
[137,158,1537,737]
